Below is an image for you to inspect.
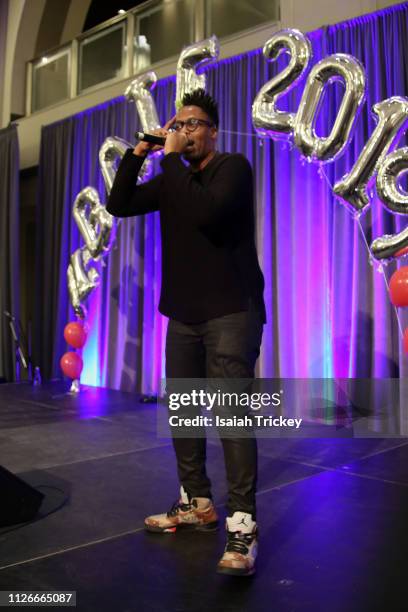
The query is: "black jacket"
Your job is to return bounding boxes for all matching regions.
[106,149,266,324]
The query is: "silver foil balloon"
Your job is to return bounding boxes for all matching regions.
[124,74,161,179]
[294,53,366,162]
[376,147,408,215]
[252,29,312,140]
[99,136,132,195]
[371,147,408,260]
[125,72,161,132]
[371,226,408,261]
[67,264,84,318]
[73,187,116,259]
[334,97,408,214]
[66,76,161,324]
[136,157,153,184]
[176,35,219,108]
[67,247,99,317]
[99,136,153,191]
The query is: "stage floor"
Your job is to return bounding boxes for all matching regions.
[0,381,407,611]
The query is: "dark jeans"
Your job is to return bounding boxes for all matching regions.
[165,305,263,519]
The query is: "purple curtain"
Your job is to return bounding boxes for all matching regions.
[35,3,408,392]
[0,124,20,381]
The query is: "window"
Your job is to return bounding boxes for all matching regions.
[78,22,126,93]
[135,0,193,71]
[32,49,70,112]
[206,0,279,39]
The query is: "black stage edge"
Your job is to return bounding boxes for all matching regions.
[0,381,408,611]
[0,466,44,526]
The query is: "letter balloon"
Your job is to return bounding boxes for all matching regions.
[334,97,408,215]
[294,54,366,162]
[176,36,219,108]
[371,226,408,261]
[125,72,161,132]
[99,136,153,191]
[252,29,311,140]
[376,147,408,215]
[67,247,99,318]
[371,147,408,260]
[72,187,116,259]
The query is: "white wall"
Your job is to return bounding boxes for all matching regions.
[11,0,47,119]
[1,0,25,127]
[60,0,92,44]
[0,0,8,126]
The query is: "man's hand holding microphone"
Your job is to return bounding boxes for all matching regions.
[133,116,192,157]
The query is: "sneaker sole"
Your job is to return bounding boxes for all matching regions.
[216,565,255,577]
[145,520,219,534]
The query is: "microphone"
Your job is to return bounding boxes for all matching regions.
[135,131,166,146]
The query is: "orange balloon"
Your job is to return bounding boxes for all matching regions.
[64,321,88,349]
[396,246,408,258]
[389,267,408,307]
[60,352,83,379]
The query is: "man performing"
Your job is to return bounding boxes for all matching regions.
[107,89,265,576]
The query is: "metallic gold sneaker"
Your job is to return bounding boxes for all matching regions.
[144,486,219,533]
[216,512,258,576]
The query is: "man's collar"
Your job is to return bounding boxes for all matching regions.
[190,150,218,173]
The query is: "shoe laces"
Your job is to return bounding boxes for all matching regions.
[166,498,196,518]
[225,530,255,555]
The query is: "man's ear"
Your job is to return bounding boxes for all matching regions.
[211,127,218,141]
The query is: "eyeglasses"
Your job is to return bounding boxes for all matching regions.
[171,118,214,133]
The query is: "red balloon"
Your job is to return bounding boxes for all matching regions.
[389,267,408,307]
[64,321,88,349]
[396,246,408,258]
[60,352,83,379]
[404,328,408,355]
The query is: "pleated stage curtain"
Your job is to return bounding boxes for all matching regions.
[34,3,408,392]
[0,124,20,382]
